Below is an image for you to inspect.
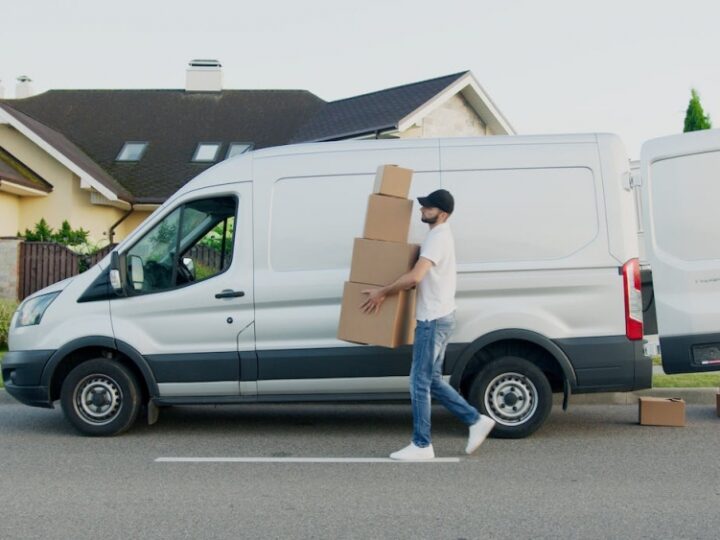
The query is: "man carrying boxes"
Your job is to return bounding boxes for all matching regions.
[338,165,496,460]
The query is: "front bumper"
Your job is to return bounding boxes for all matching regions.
[1,350,54,408]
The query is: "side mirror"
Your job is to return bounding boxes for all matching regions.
[182,257,196,279]
[109,251,124,294]
[129,255,145,291]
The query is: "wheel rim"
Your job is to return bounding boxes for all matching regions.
[73,374,123,426]
[483,371,539,427]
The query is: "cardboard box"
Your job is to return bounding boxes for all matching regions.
[373,165,413,199]
[349,238,420,286]
[363,194,413,243]
[337,281,416,348]
[638,397,686,427]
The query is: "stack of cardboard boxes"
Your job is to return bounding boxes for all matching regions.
[337,165,420,348]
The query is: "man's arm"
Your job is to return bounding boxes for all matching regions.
[359,257,434,314]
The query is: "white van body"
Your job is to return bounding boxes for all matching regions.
[639,129,720,374]
[4,133,654,437]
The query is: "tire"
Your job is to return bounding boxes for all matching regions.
[468,355,553,439]
[60,359,141,436]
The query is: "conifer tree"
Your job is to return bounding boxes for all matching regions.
[684,88,712,132]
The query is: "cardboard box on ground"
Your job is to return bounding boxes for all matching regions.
[337,165,419,348]
[638,397,686,427]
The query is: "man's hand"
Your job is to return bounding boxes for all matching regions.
[360,287,386,315]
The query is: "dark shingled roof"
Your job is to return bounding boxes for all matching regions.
[3,90,325,202]
[289,71,468,142]
[0,102,132,200]
[0,72,470,202]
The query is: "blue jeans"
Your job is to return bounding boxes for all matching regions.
[410,312,480,447]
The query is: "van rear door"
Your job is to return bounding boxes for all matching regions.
[640,129,720,373]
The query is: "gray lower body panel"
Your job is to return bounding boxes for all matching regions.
[554,336,651,393]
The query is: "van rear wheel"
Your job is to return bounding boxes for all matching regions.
[60,359,141,436]
[468,356,552,439]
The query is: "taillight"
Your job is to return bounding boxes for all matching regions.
[622,258,643,340]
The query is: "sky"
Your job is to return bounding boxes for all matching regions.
[2,0,719,158]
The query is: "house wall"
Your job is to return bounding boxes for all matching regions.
[115,210,154,240]
[399,93,488,139]
[0,191,20,236]
[0,238,21,301]
[0,125,126,243]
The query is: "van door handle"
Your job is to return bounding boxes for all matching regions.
[215,289,245,299]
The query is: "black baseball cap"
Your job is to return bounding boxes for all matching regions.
[417,189,454,214]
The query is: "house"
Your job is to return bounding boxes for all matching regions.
[0,61,514,243]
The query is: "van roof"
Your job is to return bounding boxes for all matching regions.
[178,132,621,196]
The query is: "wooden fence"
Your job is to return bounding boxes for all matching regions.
[18,242,116,300]
[16,242,226,300]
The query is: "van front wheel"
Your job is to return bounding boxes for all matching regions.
[468,356,552,439]
[60,359,141,436]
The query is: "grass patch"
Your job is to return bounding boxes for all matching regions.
[653,372,720,388]
[652,355,661,366]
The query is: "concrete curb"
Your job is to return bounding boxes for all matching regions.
[555,387,720,406]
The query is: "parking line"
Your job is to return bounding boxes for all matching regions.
[155,457,461,463]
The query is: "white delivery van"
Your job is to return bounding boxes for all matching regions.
[8,130,710,438]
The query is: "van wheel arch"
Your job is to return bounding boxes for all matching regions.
[43,337,157,404]
[450,330,576,402]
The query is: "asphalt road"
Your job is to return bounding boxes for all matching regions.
[1,390,718,540]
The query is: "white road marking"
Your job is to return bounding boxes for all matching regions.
[155,457,461,463]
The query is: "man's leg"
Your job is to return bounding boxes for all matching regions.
[430,313,496,454]
[409,320,436,448]
[390,320,437,460]
[429,315,480,426]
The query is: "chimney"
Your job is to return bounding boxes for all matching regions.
[16,76,34,99]
[185,59,223,92]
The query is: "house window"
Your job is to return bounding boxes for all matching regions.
[226,142,254,159]
[192,143,222,162]
[116,142,148,161]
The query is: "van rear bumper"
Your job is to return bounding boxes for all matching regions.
[1,350,54,408]
[554,336,652,393]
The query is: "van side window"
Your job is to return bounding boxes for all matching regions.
[125,196,237,294]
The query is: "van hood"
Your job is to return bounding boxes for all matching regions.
[24,276,75,300]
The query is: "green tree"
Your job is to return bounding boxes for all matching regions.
[683,88,712,132]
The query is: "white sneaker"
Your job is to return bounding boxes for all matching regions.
[466,415,496,454]
[389,442,435,461]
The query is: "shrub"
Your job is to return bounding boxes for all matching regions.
[0,299,18,348]
[20,218,89,246]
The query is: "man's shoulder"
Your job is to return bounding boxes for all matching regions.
[427,224,453,240]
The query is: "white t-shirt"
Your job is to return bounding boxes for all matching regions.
[416,223,457,321]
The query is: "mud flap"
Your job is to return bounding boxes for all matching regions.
[147,399,160,425]
[562,378,571,411]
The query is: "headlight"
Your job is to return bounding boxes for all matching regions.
[15,292,60,328]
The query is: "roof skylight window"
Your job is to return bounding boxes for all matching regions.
[116,142,148,161]
[192,143,222,162]
[226,143,254,159]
